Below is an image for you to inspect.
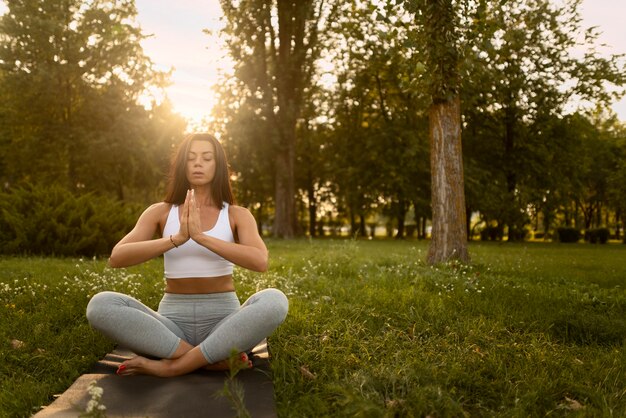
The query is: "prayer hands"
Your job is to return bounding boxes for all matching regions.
[187,189,204,241]
[172,190,192,247]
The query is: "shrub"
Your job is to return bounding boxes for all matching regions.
[480,225,504,241]
[0,184,141,256]
[556,227,581,243]
[585,228,610,244]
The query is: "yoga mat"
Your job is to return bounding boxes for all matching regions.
[34,340,277,418]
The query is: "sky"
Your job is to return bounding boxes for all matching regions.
[134,0,626,127]
[134,0,228,128]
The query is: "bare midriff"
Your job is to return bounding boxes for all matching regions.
[165,275,235,294]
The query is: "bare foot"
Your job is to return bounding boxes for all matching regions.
[116,356,175,377]
[116,352,253,376]
[203,352,253,372]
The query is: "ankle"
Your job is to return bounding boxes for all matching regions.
[159,359,179,377]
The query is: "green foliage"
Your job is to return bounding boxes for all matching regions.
[585,228,610,244]
[0,185,141,256]
[404,0,461,102]
[556,227,582,243]
[319,1,430,237]
[480,225,504,241]
[0,0,185,199]
[459,1,625,238]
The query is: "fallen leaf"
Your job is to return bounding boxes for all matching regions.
[300,365,316,380]
[10,339,25,349]
[559,396,584,411]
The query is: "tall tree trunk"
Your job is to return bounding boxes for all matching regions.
[416,0,470,263]
[504,103,523,241]
[350,210,357,236]
[359,214,366,237]
[427,97,469,263]
[273,145,296,237]
[271,0,318,238]
[418,217,425,240]
[307,181,317,237]
[395,217,405,239]
[395,199,407,239]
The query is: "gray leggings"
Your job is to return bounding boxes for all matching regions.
[86,288,288,363]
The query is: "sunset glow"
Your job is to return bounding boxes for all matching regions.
[133,0,625,125]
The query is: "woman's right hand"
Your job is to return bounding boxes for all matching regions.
[173,189,192,246]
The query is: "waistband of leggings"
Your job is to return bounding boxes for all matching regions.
[161,291,238,303]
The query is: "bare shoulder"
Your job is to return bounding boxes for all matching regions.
[138,202,172,226]
[143,202,171,217]
[228,204,255,223]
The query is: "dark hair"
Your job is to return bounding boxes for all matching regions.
[164,133,234,209]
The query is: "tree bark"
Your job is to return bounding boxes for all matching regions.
[616,209,621,240]
[395,199,407,239]
[427,97,469,264]
[273,146,296,238]
[359,214,366,237]
[307,182,317,237]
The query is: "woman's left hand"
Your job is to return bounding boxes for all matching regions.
[188,189,204,241]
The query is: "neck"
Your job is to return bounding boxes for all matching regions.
[192,187,214,207]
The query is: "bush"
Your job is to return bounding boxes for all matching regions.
[480,225,504,241]
[0,184,142,256]
[556,227,581,243]
[585,228,610,244]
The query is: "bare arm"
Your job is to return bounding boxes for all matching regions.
[108,202,189,268]
[188,199,268,272]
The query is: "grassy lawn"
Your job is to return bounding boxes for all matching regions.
[1,240,625,417]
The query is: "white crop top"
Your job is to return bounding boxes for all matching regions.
[162,203,235,278]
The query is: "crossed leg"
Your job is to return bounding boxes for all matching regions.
[117,340,251,377]
[87,288,287,377]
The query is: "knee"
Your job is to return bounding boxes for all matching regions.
[85,291,119,326]
[262,288,289,325]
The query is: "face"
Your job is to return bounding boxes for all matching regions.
[186,140,216,186]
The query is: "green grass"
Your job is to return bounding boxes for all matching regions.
[1,240,625,417]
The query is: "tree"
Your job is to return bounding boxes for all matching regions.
[0,0,182,200]
[460,0,625,240]
[320,1,431,239]
[294,89,332,237]
[404,0,469,263]
[219,0,331,237]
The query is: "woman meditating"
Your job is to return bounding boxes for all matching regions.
[86,133,288,377]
